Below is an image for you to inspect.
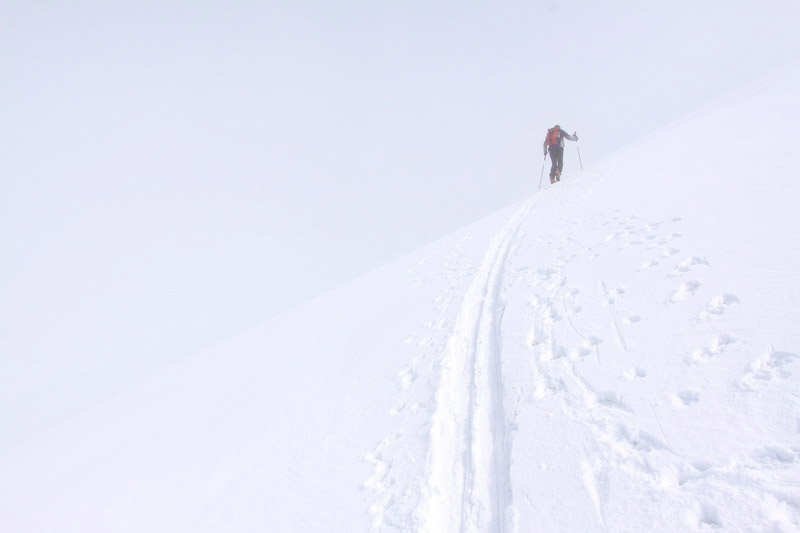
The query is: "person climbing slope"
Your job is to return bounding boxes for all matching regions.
[543,125,578,184]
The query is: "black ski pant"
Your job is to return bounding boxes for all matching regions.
[549,146,564,179]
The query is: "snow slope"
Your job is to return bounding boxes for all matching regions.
[2,67,800,532]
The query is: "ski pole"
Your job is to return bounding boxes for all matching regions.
[576,134,583,171]
[538,153,547,188]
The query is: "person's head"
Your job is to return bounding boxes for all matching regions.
[554,124,560,130]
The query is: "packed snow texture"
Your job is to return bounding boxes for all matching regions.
[2,67,800,531]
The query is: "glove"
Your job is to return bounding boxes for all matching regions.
[573,131,579,141]
[543,149,548,157]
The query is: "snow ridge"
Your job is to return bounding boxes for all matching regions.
[418,195,538,532]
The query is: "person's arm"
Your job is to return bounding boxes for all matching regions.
[563,131,578,142]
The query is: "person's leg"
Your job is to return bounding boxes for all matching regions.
[556,148,564,179]
[549,150,558,179]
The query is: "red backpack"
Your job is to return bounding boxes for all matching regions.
[545,127,560,146]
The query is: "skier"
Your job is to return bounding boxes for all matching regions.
[543,125,578,184]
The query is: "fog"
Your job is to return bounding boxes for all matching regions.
[2,1,799,417]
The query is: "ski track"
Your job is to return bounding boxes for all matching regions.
[418,195,539,532]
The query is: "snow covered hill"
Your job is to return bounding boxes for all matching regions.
[2,67,800,532]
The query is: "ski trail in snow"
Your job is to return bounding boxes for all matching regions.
[418,195,538,532]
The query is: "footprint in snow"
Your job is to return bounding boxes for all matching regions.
[691,502,722,529]
[601,285,625,304]
[686,333,737,364]
[603,231,626,243]
[644,218,664,228]
[753,445,800,464]
[691,459,714,472]
[671,390,700,407]
[417,335,434,347]
[398,366,416,389]
[698,293,740,321]
[739,346,799,390]
[613,424,665,454]
[535,266,560,282]
[618,240,643,251]
[622,367,647,380]
[669,280,701,303]
[532,377,564,399]
[639,259,660,271]
[669,256,710,277]
[590,390,630,411]
[661,247,680,258]
[568,343,593,361]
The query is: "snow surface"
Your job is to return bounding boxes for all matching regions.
[2,67,800,532]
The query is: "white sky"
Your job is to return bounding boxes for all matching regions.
[2,0,800,405]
